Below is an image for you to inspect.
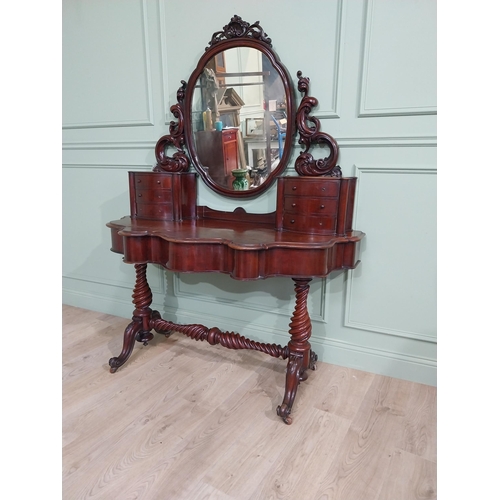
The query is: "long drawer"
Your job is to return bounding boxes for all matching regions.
[135,202,174,219]
[281,213,337,233]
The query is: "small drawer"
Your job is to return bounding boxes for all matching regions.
[135,202,173,220]
[135,189,172,203]
[282,213,336,233]
[133,173,173,190]
[222,130,236,142]
[283,179,340,198]
[284,196,338,215]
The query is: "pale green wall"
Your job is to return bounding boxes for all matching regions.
[62,0,437,385]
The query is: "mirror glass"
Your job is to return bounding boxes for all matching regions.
[190,46,288,192]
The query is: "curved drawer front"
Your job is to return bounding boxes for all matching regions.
[284,197,338,215]
[135,189,173,203]
[282,213,336,233]
[283,180,340,198]
[277,176,357,235]
[135,202,173,219]
[134,173,173,190]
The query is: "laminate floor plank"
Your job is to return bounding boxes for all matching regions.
[201,365,355,498]
[63,327,179,414]
[63,339,259,472]
[62,305,437,500]
[134,367,278,500]
[245,365,375,500]
[98,361,278,500]
[313,364,376,419]
[63,346,214,454]
[310,375,418,500]
[247,409,352,500]
[395,381,437,462]
[376,450,437,500]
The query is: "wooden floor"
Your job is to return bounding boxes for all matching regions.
[62,305,437,500]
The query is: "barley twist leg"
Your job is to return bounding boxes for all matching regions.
[277,278,315,424]
[109,263,155,372]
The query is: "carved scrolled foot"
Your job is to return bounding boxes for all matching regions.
[109,357,120,374]
[109,320,142,373]
[277,354,302,424]
[276,404,293,425]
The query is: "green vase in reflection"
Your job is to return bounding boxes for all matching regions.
[232,169,249,191]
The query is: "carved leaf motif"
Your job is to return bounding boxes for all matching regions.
[295,71,341,177]
[154,81,190,173]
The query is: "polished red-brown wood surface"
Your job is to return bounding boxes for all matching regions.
[107,215,364,280]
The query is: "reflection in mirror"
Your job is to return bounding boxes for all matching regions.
[191,47,287,191]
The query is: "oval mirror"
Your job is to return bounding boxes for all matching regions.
[183,33,296,198]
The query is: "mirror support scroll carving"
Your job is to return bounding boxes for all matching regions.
[154,81,190,173]
[295,71,341,177]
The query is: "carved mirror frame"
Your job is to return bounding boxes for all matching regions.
[154,15,341,198]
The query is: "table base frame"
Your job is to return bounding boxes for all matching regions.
[109,263,318,424]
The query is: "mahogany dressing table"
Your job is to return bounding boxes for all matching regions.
[106,16,365,424]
